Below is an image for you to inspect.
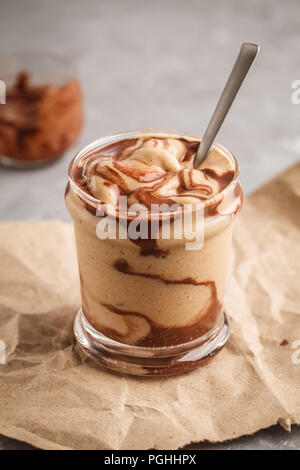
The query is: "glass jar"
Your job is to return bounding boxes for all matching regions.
[66,130,243,376]
[0,51,83,168]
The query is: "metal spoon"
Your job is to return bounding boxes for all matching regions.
[194,42,259,168]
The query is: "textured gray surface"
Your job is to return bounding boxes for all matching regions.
[0,425,299,450]
[0,0,299,450]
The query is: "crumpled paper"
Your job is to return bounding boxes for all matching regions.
[0,163,299,450]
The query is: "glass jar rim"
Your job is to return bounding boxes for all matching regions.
[68,129,240,217]
[0,50,78,82]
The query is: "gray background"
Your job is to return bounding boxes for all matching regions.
[0,0,299,450]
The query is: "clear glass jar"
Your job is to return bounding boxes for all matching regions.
[66,130,243,376]
[0,51,83,168]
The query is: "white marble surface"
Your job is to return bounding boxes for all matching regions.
[0,0,299,450]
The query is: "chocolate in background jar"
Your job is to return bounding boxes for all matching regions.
[0,53,83,168]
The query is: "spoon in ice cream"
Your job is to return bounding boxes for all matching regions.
[194,42,259,168]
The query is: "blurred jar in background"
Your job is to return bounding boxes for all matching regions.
[0,52,83,168]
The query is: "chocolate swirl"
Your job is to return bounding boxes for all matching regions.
[72,136,236,211]
[81,259,222,347]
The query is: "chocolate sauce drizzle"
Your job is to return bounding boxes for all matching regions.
[128,223,169,257]
[100,294,220,348]
[114,258,206,287]
[202,168,235,191]
[71,136,235,210]
[68,136,239,255]
[81,258,222,348]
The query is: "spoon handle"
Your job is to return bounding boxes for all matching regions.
[194,42,259,168]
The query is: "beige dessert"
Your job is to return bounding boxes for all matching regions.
[66,132,242,351]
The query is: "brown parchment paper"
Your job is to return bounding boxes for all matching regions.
[0,163,299,450]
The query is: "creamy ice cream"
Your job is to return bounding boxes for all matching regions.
[66,132,242,363]
[71,135,238,210]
